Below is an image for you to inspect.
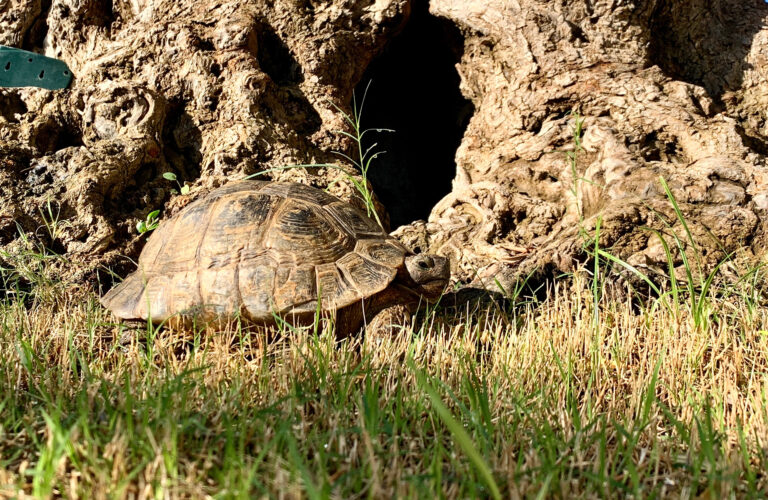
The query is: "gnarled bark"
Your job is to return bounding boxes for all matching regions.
[399,0,768,289]
[1,0,767,290]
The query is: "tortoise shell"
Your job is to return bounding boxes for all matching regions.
[101,180,407,323]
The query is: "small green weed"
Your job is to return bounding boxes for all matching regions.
[135,209,160,235]
[39,197,69,244]
[586,175,743,331]
[0,224,66,303]
[163,172,190,196]
[134,172,191,235]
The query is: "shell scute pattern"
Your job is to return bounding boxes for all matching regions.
[238,256,278,318]
[273,265,317,312]
[168,271,202,315]
[200,268,240,316]
[146,200,209,274]
[264,199,355,266]
[324,201,383,238]
[354,239,407,269]
[206,180,264,200]
[134,274,172,320]
[315,262,359,309]
[199,193,277,269]
[105,271,146,318]
[335,252,396,294]
[259,182,340,206]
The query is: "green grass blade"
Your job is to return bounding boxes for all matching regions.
[645,227,680,314]
[659,177,700,264]
[595,248,671,313]
[411,363,501,500]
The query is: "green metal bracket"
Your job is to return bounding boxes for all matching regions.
[0,45,73,90]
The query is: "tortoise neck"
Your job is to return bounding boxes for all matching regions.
[335,285,419,338]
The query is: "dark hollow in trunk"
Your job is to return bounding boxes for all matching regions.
[355,0,474,229]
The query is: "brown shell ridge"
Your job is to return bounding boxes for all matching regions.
[238,197,286,308]
[289,299,319,313]
[198,191,276,269]
[335,263,361,297]
[195,189,268,267]
[253,197,287,264]
[99,271,148,320]
[315,262,362,311]
[144,216,176,272]
[337,254,396,298]
[321,201,385,239]
[232,263,243,319]
[193,194,226,306]
[236,254,280,321]
[263,197,354,267]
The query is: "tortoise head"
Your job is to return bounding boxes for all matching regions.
[400,254,451,300]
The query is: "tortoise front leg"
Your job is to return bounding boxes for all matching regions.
[364,304,412,339]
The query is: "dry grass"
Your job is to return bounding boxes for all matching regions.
[0,257,767,499]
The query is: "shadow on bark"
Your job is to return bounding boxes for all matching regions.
[647,0,768,102]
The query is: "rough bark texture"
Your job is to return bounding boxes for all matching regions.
[397,0,768,290]
[1,0,767,291]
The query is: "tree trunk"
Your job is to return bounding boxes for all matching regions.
[1,0,767,289]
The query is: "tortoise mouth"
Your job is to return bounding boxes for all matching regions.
[395,281,445,301]
[416,279,449,299]
[421,278,448,288]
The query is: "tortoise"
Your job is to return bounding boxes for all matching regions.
[101,180,450,335]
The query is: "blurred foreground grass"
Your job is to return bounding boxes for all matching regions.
[1,255,768,499]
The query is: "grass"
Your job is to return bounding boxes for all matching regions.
[1,250,768,498]
[2,130,768,497]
